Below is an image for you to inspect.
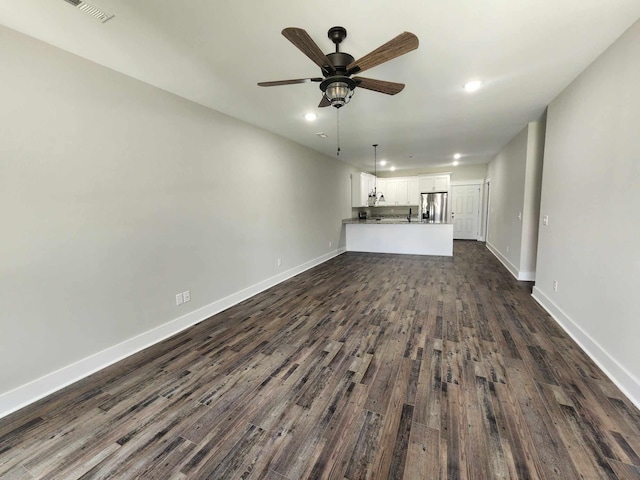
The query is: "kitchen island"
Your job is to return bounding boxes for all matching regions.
[343,217,453,256]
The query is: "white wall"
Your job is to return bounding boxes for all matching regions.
[532,20,640,406]
[0,25,355,415]
[521,117,546,275]
[487,127,528,273]
[486,120,545,280]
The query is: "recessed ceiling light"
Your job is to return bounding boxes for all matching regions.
[380,160,387,166]
[304,112,317,121]
[464,80,483,92]
[390,166,396,172]
[453,161,459,166]
[453,153,461,160]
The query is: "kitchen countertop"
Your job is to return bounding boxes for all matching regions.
[342,217,451,225]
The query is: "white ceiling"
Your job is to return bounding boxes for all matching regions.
[1,0,639,172]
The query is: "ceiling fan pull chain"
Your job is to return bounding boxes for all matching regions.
[336,108,341,156]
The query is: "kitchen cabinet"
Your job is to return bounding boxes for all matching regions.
[353,172,449,207]
[374,178,386,204]
[418,174,450,193]
[352,172,377,207]
[408,178,420,205]
[383,179,397,205]
[368,175,377,199]
[346,222,454,256]
[394,179,409,205]
[377,177,419,206]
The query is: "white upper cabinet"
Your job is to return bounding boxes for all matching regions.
[408,178,420,205]
[368,175,377,199]
[377,178,418,206]
[435,176,449,192]
[352,172,377,207]
[381,179,397,205]
[418,174,450,194]
[353,172,450,207]
[394,179,409,205]
[376,178,387,204]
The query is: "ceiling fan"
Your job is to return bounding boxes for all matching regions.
[258,26,419,108]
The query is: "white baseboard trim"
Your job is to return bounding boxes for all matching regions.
[532,287,640,410]
[485,242,534,281]
[0,247,347,419]
[518,271,536,281]
[486,242,519,279]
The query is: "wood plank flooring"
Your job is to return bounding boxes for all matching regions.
[1,241,639,479]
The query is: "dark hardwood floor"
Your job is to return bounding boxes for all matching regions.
[1,241,639,479]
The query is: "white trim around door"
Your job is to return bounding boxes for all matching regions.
[450,179,484,241]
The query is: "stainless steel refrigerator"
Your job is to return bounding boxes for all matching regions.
[420,192,449,223]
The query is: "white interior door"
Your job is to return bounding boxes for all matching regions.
[451,185,481,240]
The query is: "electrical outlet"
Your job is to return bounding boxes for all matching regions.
[277,258,282,267]
[183,290,190,302]
[176,293,184,305]
[543,215,549,226]
[553,280,558,292]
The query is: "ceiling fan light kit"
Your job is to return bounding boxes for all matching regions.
[323,80,355,108]
[258,26,419,109]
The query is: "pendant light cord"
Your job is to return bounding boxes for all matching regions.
[336,108,341,156]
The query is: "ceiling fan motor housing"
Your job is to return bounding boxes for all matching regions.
[326,52,354,71]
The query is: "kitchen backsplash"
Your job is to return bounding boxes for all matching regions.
[351,206,416,218]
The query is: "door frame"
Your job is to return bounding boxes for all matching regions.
[450,179,484,241]
[482,178,491,243]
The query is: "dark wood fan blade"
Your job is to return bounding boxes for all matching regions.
[347,32,419,74]
[318,96,331,107]
[258,78,323,87]
[282,27,335,73]
[353,77,405,95]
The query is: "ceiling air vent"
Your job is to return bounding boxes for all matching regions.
[63,0,114,23]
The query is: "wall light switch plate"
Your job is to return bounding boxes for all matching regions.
[183,291,190,302]
[277,258,282,267]
[176,293,184,305]
[518,212,522,220]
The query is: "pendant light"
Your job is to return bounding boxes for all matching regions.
[368,144,385,206]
